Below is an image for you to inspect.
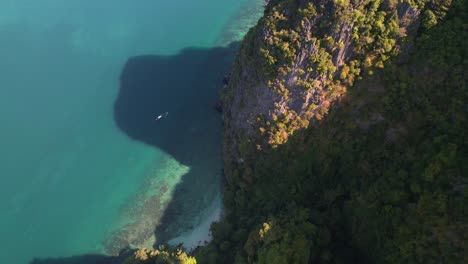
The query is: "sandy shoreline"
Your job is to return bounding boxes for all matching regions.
[167,194,222,251]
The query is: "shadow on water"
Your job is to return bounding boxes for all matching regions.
[29,42,239,264]
[112,42,240,249]
[114,43,237,163]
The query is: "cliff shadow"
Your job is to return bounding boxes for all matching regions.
[114,44,237,161]
[111,43,239,250]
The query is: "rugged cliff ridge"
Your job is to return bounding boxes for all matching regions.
[213,0,466,263]
[224,0,425,161]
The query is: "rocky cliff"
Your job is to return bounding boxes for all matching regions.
[224,0,424,163]
[211,0,466,263]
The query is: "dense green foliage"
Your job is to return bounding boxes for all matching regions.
[124,247,197,264]
[198,0,467,263]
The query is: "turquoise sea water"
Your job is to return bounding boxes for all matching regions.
[0,1,263,263]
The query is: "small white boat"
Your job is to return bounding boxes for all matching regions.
[155,112,169,121]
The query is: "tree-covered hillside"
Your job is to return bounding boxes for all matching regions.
[202,0,467,263]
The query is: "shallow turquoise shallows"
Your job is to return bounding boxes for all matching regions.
[0,1,263,263]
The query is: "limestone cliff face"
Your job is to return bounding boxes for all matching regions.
[223,0,422,178]
[213,1,465,262]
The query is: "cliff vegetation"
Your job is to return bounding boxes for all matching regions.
[212,0,467,263]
